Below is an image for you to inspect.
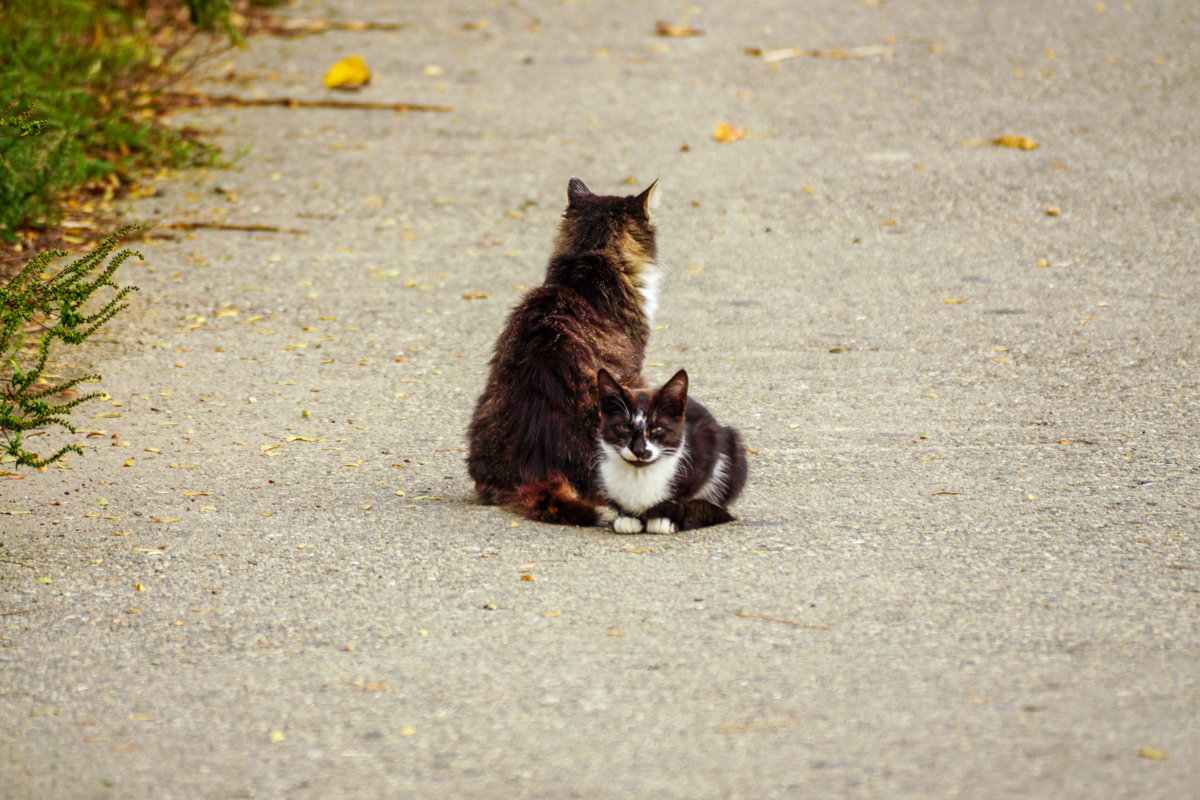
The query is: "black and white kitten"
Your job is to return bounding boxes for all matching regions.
[596,368,747,533]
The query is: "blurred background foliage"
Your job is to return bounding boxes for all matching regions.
[0,0,268,250]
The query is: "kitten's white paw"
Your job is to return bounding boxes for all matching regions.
[645,517,677,534]
[613,516,645,534]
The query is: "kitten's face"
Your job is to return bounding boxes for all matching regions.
[597,369,687,467]
[555,178,658,266]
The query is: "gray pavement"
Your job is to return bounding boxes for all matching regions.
[2,0,1198,797]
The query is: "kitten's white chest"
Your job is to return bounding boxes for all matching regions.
[598,441,680,514]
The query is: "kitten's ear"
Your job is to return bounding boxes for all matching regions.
[659,369,688,417]
[636,179,660,216]
[597,368,619,392]
[568,177,593,205]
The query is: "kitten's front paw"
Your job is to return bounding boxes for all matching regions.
[645,517,678,534]
[613,516,645,534]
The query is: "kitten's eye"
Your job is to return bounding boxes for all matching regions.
[649,426,664,435]
[615,423,632,435]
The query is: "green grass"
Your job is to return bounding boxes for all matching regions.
[0,0,235,241]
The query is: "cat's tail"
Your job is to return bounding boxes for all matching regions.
[478,474,600,526]
[660,499,735,531]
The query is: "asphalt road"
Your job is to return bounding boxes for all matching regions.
[2,0,1198,797]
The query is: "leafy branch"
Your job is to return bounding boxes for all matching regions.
[1,226,141,469]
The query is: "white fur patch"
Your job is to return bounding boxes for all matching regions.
[638,265,661,327]
[613,516,644,534]
[598,437,682,515]
[645,517,677,534]
[696,453,729,504]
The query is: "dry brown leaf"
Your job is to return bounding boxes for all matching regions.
[655,20,703,37]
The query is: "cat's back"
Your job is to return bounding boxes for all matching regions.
[493,281,605,373]
[682,396,748,506]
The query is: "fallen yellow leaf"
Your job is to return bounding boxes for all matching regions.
[714,123,745,143]
[323,56,371,90]
[992,134,1038,150]
[1138,747,1169,760]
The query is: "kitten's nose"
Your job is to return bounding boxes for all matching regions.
[631,437,649,460]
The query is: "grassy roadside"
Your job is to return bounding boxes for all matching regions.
[0,0,255,469]
[0,0,248,277]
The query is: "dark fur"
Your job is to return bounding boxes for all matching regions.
[597,368,747,532]
[467,178,659,525]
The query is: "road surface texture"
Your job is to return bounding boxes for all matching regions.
[2,1,1197,797]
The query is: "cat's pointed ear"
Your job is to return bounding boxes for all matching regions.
[568,177,593,205]
[636,179,660,216]
[659,369,688,417]
[597,369,627,414]
[597,368,623,400]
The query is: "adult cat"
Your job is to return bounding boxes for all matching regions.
[467,177,660,525]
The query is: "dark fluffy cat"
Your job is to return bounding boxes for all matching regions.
[467,177,660,525]
[596,368,747,533]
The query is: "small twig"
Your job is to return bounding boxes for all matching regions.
[745,44,893,63]
[159,91,451,113]
[0,608,36,616]
[0,558,35,570]
[734,610,831,630]
[156,222,308,235]
[715,718,806,735]
[258,17,407,36]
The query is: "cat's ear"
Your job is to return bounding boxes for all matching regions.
[597,369,628,414]
[568,177,593,205]
[597,368,619,392]
[636,179,660,217]
[659,369,688,418]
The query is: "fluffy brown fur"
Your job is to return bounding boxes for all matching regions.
[467,177,659,525]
